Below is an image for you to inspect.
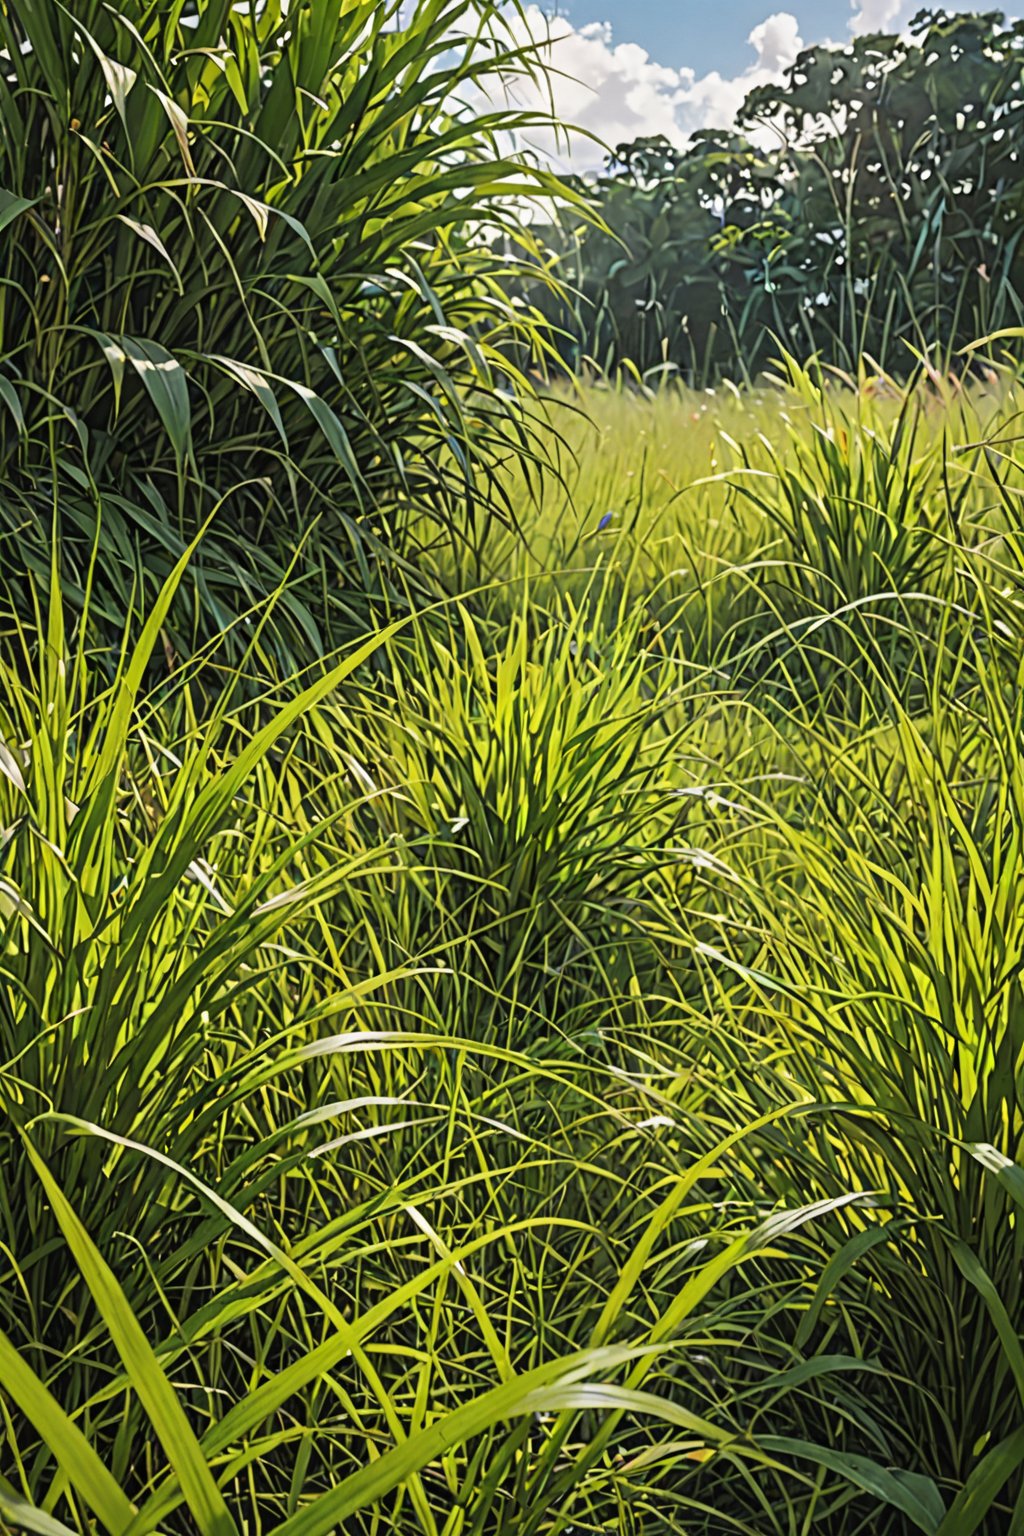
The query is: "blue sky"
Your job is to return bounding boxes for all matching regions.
[546,0,854,76]
[501,0,993,170]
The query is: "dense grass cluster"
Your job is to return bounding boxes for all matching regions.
[2,0,1024,1530]
[0,0,571,660]
[4,358,1024,1533]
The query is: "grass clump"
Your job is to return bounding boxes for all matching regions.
[2,560,880,1534]
[4,164,1024,1533]
[0,0,574,663]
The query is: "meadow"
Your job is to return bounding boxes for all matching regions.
[2,0,1024,1531]
[5,358,1024,1534]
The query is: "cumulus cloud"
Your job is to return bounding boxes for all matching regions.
[479,6,804,172]
[470,0,1018,173]
[674,12,804,140]
[749,11,804,72]
[848,0,911,34]
[850,0,1024,39]
[517,17,685,158]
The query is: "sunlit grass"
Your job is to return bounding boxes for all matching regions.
[4,361,1024,1533]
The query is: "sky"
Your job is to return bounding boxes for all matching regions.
[491,0,1000,171]
[546,0,855,77]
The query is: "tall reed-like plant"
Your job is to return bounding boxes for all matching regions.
[0,0,574,662]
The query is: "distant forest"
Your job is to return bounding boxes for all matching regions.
[518,8,1024,381]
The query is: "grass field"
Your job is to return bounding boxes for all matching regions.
[4,358,1024,1533]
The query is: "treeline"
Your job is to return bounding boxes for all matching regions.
[519,7,1024,382]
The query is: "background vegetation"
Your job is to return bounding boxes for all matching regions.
[519,7,1024,383]
[2,2,1024,1534]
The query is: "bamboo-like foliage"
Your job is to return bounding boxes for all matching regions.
[0,0,575,660]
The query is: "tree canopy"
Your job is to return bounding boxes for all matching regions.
[526,8,1024,381]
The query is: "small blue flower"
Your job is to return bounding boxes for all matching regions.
[597,511,613,531]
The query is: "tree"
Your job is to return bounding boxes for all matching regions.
[524,9,1024,382]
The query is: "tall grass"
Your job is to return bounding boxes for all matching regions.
[6,360,1024,1532]
[0,0,575,663]
[481,361,1024,1530]
[8,0,1022,1526]
[0,557,915,1533]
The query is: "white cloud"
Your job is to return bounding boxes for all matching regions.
[749,11,804,72]
[480,7,804,173]
[522,17,686,158]
[675,13,804,140]
[850,0,1024,40]
[848,0,911,34]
